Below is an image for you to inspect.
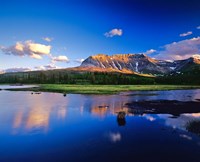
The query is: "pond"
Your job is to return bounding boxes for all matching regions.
[0,88,200,161]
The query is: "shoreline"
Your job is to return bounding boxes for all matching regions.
[2,84,200,94]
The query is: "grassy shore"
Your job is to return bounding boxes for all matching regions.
[20,84,200,94]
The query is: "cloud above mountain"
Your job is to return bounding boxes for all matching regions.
[145,49,157,55]
[51,55,69,62]
[74,58,84,63]
[104,29,123,37]
[0,40,51,59]
[157,37,200,60]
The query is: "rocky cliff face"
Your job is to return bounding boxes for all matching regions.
[80,54,200,75]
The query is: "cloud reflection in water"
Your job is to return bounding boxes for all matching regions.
[107,132,122,143]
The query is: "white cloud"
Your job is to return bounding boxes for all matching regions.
[28,42,51,55]
[197,26,200,29]
[145,49,157,55]
[104,28,123,37]
[179,31,193,37]
[157,37,200,60]
[74,58,84,63]
[0,40,51,59]
[52,55,69,62]
[42,37,53,42]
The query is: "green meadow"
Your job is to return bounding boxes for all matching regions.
[28,84,200,94]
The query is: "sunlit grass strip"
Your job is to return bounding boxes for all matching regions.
[37,84,200,94]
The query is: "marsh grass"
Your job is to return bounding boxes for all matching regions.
[5,84,200,94]
[36,84,200,94]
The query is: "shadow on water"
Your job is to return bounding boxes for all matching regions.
[125,100,200,116]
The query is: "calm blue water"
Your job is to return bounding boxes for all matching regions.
[0,89,200,162]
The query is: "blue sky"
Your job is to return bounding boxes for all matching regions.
[0,0,200,72]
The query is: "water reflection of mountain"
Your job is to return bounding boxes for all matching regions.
[10,93,137,133]
[85,95,135,117]
[23,106,66,131]
[0,90,199,135]
[11,93,68,134]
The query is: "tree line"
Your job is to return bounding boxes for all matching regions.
[0,70,199,85]
[0,71,155,85]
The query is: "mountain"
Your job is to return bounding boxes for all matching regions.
[1,53,200,77]
[1,54,200,85]
[80,54,200,75]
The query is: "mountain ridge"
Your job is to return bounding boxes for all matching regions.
[1,54,200,76]
[80,53,200,75]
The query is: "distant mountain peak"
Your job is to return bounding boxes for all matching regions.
[80,53,200,75]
